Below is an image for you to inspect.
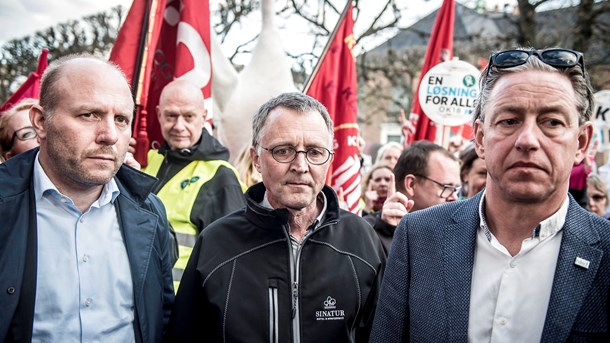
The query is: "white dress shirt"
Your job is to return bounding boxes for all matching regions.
[31,154,135,343]
[468,192,568,343]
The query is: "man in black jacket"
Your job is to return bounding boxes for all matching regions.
[364,141,461,254]
[170,92,386,342]
[142,80,246,290]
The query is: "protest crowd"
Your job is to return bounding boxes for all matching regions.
[1,1,609,342]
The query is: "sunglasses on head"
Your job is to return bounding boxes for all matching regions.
[488,48,585,74]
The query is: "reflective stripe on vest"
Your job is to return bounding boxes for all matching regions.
[143,150,246,291]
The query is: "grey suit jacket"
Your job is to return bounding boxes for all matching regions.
[370,192,610,342]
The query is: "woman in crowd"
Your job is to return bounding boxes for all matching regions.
[361,163,393,216]
[374,141,403,170]
[586,173,610,219]
[458,142,487,198]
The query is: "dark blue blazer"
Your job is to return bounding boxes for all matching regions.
[370,192,610,342]
[0,148,175,342]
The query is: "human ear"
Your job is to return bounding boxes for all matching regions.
[473,119,485,159]
[574,122,593,164]
[29,105,47,140]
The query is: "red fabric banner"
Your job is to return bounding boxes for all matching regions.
[406,0,455,144]
[305,3,361,214]
[0,49,48,112]
[110,0,212,165]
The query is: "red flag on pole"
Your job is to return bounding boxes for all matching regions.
[304,2,361,214]
[110,0,212,166]
[406,0,455,144]
[0,49,48,112]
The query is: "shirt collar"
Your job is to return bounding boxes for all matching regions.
[260,190,328,230]
[33,152,120,207]
[478,190,569,242]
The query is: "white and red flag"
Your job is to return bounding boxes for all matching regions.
[304,2,362,214]
[110,0,212,166]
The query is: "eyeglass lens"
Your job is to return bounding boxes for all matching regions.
[493,49,580,68]
[269,146,331,165]
[440,186,459,199]
[15,127,37,141]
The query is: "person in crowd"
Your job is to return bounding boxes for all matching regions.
[569,140,598,208]
[458,141,487,198]
[371,48,610,342]
[0,98,39,160]
[361,163,394,216]
[169,92,386,342]
[0,97,141,169]
[364,141,461,254]
[587,173,610,219]
[374,141,403,170]
[234,144,262,187]
[0,55,174,342]
[142,79,246,290]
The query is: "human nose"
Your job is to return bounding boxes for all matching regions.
[97,117,119,145]
[290,150,309,172]
[173,115,186,131]
[514,119,541,152]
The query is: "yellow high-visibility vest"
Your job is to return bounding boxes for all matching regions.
[143,150,246,291]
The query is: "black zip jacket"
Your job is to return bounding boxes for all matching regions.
[169,183,386,343]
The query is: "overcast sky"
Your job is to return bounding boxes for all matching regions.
[0,0,128,44]
[0,0,518,46]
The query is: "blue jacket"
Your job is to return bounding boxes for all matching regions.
[0,148,175,343]
[371,192,610,342]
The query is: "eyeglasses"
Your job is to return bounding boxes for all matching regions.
[262,145,333,165]
[488,49,584,74]
[415,174,461,200]
[7,126,37,151]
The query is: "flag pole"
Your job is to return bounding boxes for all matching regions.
[133,0,160,166]
[303,1,353,93]
[131,0,152,105]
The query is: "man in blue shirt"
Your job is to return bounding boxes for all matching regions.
[0,55,174,342]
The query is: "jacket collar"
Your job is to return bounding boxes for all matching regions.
[0,147,156,205]
[158,129,230,163]
[244,182,340,230]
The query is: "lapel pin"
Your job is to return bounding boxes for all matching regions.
[574,257,590,270]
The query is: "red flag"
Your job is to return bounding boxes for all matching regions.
[406,0,455,144]
[304,2,361,214]
[110,0,212,166]
[1,49,48,112]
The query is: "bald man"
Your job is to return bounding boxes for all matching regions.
[142,80,246,290]
[0,55,174,342]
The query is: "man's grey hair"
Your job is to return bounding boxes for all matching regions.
[472,47,594,127]
[251,92,334,151]
[39,54,131,118]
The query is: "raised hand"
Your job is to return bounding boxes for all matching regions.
[380,173,414,226]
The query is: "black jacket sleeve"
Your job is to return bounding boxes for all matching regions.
[190,166,246,232]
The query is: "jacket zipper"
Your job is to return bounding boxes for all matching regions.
[286,220,337,343]
[288,226,301,343]
[288,220,337,343]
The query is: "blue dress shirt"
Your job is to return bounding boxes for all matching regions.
[31,154,135,342]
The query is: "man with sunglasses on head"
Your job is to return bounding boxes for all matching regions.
[169,92,386,342]
[371,47,610,342]
[364,140,461,255]
[0,98,40,160]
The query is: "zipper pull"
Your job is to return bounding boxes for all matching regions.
[291,282,298,318]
